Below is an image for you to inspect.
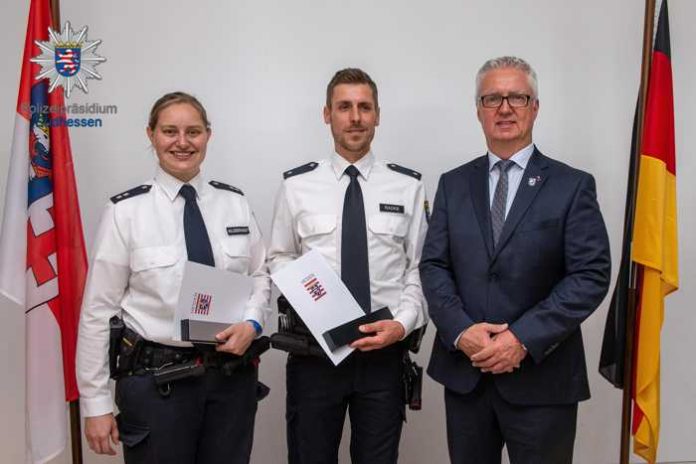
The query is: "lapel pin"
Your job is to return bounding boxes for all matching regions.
[528,176,542,187]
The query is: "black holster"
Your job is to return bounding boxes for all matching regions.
[108,315,125,378]
[109,315,145,379]
[403,323,426,410]
[402,352,423,410]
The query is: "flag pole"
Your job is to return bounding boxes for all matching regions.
[69,402,83,464]
[49,2,85,464]
[619,0,656,462]
[50,0,59,27]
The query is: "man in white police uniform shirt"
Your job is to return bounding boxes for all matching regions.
[77,92,271,464]
[268,68,428,464]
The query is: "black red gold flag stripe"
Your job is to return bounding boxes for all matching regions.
[599,1,678,462]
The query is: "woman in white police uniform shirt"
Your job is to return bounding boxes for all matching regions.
[76,92,271,464]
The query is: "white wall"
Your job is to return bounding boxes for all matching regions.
[1,1,694,463]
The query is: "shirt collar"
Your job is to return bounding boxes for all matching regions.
[155,166,206,202]
[487,143,535,172]
[330,151,375,180]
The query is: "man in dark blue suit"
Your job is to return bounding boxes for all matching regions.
[420,56,611,464]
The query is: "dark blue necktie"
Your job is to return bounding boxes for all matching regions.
[341,165,371,313]
[179,184,215,267]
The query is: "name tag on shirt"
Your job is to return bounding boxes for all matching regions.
[379,203,405,214]
[227,226,250,235]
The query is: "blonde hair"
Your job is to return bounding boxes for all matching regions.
[148,92,210,130]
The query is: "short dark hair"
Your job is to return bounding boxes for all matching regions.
[326,68,379,108]
[148,91,211,130]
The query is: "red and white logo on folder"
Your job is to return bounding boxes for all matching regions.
[302,274,327,302]
[191,292,213,315]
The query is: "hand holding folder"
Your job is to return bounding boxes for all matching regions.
[174,261,253,343]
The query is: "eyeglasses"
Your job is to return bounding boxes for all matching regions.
[479,93,533,109]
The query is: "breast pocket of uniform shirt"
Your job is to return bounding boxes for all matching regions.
[130,246,182,293]
[297,214,337,253]
[130,246,181,273]
[368,214,409,243]
[221,229,252,275]
[367,214,410,277]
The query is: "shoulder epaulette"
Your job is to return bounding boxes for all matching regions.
[209,180,244,195]
[110,184,152,204]
[283,162,319,179]
[387,163,422,180]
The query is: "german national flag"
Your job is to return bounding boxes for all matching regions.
[631,1,678,461]
[599,0,678,462]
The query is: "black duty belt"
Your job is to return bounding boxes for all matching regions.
[134,341,198,371]
[134,341,246,371]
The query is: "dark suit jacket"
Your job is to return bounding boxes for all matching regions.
[420,147,611,405]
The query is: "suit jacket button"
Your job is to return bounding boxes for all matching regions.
[488,272,498,281]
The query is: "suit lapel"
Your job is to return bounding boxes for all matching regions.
[468,155,494,259]
[492,148,549,259]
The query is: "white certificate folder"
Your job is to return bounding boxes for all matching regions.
[173,261,253,342]
[270,249,365,365]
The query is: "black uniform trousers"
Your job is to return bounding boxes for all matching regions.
[286,345,405,464]
[115,364,258,464]
[444,375,577,464]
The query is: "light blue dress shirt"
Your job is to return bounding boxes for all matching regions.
[487,143,535,218]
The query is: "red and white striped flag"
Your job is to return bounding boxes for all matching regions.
[0,0,87,462]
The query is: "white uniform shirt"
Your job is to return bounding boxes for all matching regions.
[268,152,428,336]
[77,167,271,417]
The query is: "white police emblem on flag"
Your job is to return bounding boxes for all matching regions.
[30,22,106,98]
